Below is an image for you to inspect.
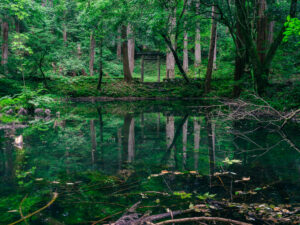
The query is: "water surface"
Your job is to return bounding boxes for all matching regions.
[1,100,299,224]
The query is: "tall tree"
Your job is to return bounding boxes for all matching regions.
[194,2,201,76]
[183,0,191,73]
[89,32,95,76]
[233,0,298,95]
[122,24,133,82]
[205,6,217,93]
[117,26,122,60]
[1,21,9,66]
[127,24,135,75]
[166,9,177,79]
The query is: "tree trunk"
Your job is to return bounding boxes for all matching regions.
[122,25,133,82]
[213,31,217,70]
[257,0,268,64]
[1,21,9,66]
[157,55,161,82]
[183,29,189,73]
[77,43,82,59]
[268,21,275,44]
[183,1,191,74]
[162,34,190,83]
[63,24,67,43]
[141,55,144,82]
[205,6,217,93]
[117,27,122,60]
[97,38,103,90]
[127,25,135,75]
[233,21,246,97]
[166,10,176,79]
[89,32,95,76]
[194,2,202,74]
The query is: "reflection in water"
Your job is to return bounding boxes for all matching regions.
[182,120,187,170]
[166,116,175,168]
[90,120,97,164]
[0,101,300,224]
[14,135,23,150]
[193,117,200,171]
[123,114,135,163]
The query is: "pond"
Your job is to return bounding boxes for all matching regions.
[1,100,300,224]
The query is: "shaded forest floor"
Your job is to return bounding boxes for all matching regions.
[43,75,300,110]
[0,74,300,117]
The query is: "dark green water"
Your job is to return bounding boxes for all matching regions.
[0,101,299,224]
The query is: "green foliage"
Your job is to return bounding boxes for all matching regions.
[284,16,300,44]
[196,192,216,200]
[0,87,55,112]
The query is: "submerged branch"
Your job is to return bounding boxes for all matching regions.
[154,217,252,225]
[9,192,58,225]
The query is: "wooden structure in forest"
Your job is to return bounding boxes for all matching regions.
[136,52,163,82]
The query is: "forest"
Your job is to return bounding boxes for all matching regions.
[0,0,300,224]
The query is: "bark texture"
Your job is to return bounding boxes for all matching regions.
[1,21,9,66]
[127,25,135,75]
[121,25,133,82]
[89,32,95,76]
[166,10,176,79]
[194,2,201,76]
[205,6,217,93]
[117,27,122,60]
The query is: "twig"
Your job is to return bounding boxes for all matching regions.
[9,192,58,225]
[92,210,124,225]
[281,108,300,129]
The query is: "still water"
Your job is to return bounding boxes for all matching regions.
[0,100,299,224]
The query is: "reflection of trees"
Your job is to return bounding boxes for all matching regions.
[166,116,175,168]
[118,128,122,170]
[97,108,104,169]
[193,118,201,171]
[123,114,135,163]
[157,113,160,137]
[206,114,215,188]
[3,130,14,181]
[166,116,174,148]
[163,115,189,169]
[182,120,187,170]
[90,120,97,165]
[141,113,145,143]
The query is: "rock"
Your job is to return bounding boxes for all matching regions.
[6,109,14,115]
[45,109,51,116]
[18,108,28,116]
[34,108,44,115]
